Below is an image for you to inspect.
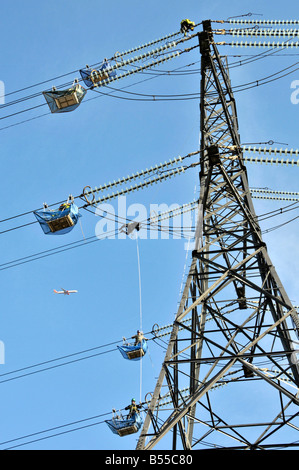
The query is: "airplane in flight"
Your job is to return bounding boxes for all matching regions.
[54,288,78,295]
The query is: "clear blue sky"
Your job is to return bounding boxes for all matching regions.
[0,0,298,450]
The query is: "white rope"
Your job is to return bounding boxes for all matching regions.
[136,236,142,332]
[78,218,86,240]
[136,235,143,404]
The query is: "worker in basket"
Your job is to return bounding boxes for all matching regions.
[180,19,195,35]
[132,330,148,346]
[125,398,142,419]
[58,202,71,211]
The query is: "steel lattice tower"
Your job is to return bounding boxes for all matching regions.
[136,21,299,451]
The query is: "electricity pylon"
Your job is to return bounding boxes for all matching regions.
[137,20,299,450]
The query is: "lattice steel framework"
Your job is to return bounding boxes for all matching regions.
[136,20,299,450]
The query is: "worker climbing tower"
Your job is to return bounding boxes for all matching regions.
[136,20,299,450]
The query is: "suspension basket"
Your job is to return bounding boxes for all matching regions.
[34,203,81,235]
[117,339,148,361]
[43,84,86,113]
[47,214,75,233]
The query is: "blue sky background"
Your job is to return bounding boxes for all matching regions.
[0,0,298,450]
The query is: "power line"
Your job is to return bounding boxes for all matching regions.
[1,142,297,232]
[0,329,155,385]
[1,34,298,132]
[0,34,198,122]
[0,150,200,231]
[0,201,198,271]
[0,411,113,449]
[0,195,297,274]
[0,348,117,385]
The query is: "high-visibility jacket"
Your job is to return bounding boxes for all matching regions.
[125,403,142,416]
[180,19,195,32]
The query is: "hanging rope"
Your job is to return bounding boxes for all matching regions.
[78,218,86,241]
[135,235,143,405]
[136,237,143,333]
